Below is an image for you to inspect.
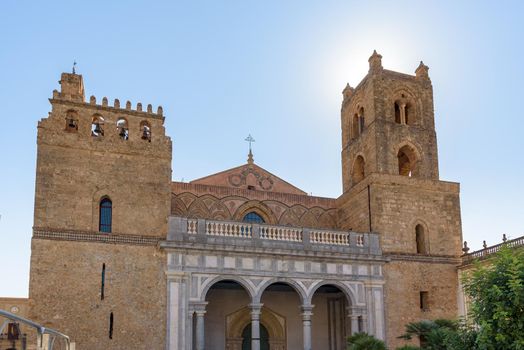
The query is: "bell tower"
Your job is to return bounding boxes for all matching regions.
[336,52,463,348]
[341,50,439,192]
[33,72,172,236]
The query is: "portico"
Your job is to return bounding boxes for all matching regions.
[162,217,387,350]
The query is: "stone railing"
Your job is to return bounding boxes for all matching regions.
[462,235,524,264]
[169,217,380,255]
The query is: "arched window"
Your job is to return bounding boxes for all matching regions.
[394,102,401,124]
[398,145,418,177]
[416,224,427,254]
[394,94,415,125]
[99,197,112,233]
[116,118,129,140]
[352,114,359,139]
[358,107,365,133]
[351,107,365,139]
[353,155,365,184]
[65,110,78,132]
[140,121,151,142]
[405,103,412,125]
[243,212,265,224]
[91,115,105,137]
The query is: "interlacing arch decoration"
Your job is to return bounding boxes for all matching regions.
[170,192,338,228]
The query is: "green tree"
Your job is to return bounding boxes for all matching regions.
[398,319,476,350]
[463,245,524,349]
[347,332,387,350]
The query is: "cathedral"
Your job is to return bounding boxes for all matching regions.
[24,51,463,350]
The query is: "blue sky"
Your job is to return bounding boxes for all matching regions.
[1,1,523,296]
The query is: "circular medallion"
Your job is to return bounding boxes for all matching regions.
[259,177,273,190]
[10,306,19,314]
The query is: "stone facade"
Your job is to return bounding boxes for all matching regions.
[16,51,465,349]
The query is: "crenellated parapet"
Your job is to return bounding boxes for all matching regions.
[52,89,164,119]
[41,72,171,150]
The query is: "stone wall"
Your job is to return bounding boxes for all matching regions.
[338,173,462,347]
[28,238,166,350]
[383,260,459,348]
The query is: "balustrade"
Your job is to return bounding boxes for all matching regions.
[174,217,378,252]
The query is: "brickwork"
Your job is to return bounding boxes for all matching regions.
[29,239,166,350]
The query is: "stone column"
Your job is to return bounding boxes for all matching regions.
[187,308,194,350]
[348,306,360,335]
[167,271,188,350]
[249,303,263,350]
[194,304,207,350]
[301,305,314,350]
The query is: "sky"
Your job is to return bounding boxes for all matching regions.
[1,0,523,297]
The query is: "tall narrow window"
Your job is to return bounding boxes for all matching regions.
[99,197,112,233]
[352,114,360,139]
[101,263,106,300]
[394,102,401,124]
[352,155,365,184]
[420,291,429,311]
[416,224,427,254]
[358,107,365,134]
[405,103,411,125]
[109,312,114,339]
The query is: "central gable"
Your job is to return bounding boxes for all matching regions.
[190,162,307,195]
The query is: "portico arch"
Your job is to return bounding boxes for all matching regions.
[306,280,356,306]
[254,278,307,304]
[200,275,256,302]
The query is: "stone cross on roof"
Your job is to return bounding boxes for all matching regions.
[245,134,255,164]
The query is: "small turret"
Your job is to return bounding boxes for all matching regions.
[368,50,383,73]
[58,73,85,102]
[342,83,355,102]
[415,61,430,80]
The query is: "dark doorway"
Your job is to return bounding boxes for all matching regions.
[242,323,269,350]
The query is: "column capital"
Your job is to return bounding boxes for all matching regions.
[347,305,366,316]
[192,301,208,315]
[248,303,263,312]
[166,271,187,282]
[300,304,314,320]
